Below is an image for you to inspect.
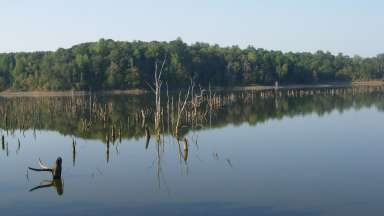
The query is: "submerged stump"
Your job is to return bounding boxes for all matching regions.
[28,157,62,179]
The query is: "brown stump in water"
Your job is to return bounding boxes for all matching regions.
[72,139,76,167]
[28,157,62,179]
[1,135,4,150]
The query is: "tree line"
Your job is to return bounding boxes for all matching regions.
[0,38,383,91]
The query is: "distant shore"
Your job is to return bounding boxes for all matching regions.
[0,89,149,97]
[227,80,384,92]
[0,80,383,98]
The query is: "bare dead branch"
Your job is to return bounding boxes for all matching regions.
[144,80,156,93]
[28,167,52,172]
[38,158,50,170]
[28,157,62,179]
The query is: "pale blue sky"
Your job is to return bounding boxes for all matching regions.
[1,0,383,56]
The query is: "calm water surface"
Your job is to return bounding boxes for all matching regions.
[0,88,384,216]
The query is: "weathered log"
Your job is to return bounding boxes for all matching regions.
[28,157,62,179]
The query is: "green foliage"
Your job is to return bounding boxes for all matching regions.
[0,38,383,91]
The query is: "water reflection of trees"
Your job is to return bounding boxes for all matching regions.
[2,86,382,193]
[0,86,383,141]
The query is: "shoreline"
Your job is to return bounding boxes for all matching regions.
[0,89,149,98]
[0,80,383,98]
[228,80,384,92]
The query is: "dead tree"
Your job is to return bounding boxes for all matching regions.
[72,138,76,167]
[175,87,190,137]
[28,157,62,179]
[141,109,146,128]
[190,80,206,126]
[146,58,166,138]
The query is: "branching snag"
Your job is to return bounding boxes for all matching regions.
[28,157,62,179]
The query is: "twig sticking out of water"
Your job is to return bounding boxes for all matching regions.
[72,138,76,167]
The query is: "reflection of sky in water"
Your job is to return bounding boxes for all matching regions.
[0,105,384,216]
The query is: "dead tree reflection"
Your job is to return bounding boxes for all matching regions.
[29,179,64,196]
[16,138,20,154]
[106,136,110,163]
[6,142,9,157]
[144,126,150,150]
[183,138,189,163]
[0,86,382,190]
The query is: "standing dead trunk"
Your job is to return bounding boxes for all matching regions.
[141,110,146,128]
[145,58,166,139]
[175,88,190,137]
[72,139,76,167]
[154,60,165,137]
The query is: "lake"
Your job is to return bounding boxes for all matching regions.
[0,86,383,216]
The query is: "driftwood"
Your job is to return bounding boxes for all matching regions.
[28,157,62,179]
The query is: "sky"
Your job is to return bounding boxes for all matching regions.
[0,0,383,57]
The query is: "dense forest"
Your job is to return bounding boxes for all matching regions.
[0,38,383,91]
